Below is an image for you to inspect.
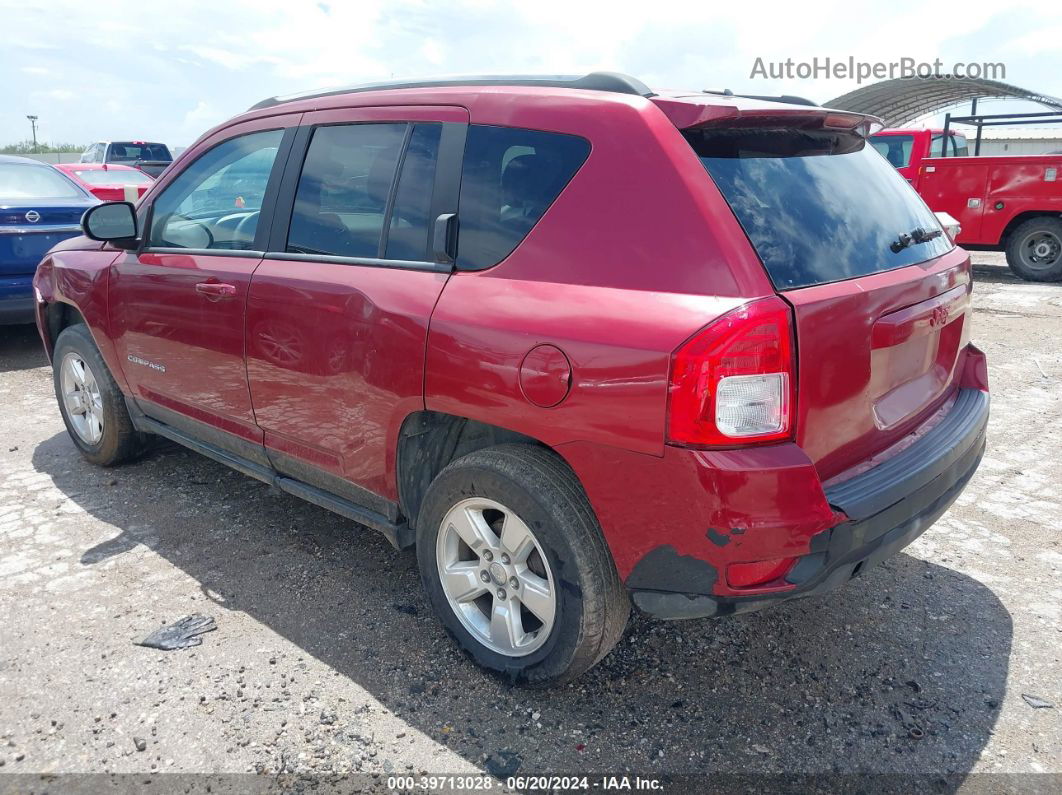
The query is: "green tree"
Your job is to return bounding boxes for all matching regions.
[0,140,87,154]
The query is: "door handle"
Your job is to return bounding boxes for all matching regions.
[195,282,236,301]
[432,213,457,266]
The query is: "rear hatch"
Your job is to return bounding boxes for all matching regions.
[676,104,971,480]
[1,162,94,276]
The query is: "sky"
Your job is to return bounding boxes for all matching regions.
[3,0,1061,148]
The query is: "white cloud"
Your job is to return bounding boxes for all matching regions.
[1004,26,1062,56]
[178,45,281,71]
[179,101,228,139]
[2,0,1060,146]
[420,39,445,66]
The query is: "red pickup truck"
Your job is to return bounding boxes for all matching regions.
[871,128,1062,281]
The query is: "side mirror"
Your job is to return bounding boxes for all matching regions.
[82,202,138,244]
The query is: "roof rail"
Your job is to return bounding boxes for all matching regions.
[702,89,819,107]
[250,72,654,111]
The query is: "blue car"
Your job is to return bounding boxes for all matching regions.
[1,155,98,325]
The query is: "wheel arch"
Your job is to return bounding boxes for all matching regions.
[42,300,88,358]
[999,211,1062,246]
[396,411,556,530]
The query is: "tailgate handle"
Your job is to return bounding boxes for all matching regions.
[872,284,968,349]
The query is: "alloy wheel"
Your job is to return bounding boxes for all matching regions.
[60,352,104,445]
[436,497,557,656]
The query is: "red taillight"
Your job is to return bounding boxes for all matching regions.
[727,557,797,588]
[667,296,795,447]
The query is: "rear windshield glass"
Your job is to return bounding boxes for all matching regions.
[74,168,153,186]
[107,143,172,162]
[0,163,84,199]
[687,128,953,290]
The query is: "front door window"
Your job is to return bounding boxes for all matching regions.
[149,130,283,251]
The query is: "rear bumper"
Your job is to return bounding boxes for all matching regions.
[632,387,989,619]
[0,275,35,325]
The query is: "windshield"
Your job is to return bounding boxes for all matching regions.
[869,134,914,168]
[74,168,154,186]
[0,163,84,199]
[687,127,953,290]
[107,143,172,163]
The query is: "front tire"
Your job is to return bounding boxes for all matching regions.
[416,445,629,685]
[1005,217,1062,281]
[52,324,146,466]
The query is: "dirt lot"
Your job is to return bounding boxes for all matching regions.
[0,253,1059,791]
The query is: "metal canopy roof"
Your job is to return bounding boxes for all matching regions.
[825,76,1062,127]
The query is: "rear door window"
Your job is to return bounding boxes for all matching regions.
[385,124,442,261]
[688,127,952,290]
[456,125,590,270]
[286,123,407,259]
[869,134,913,168]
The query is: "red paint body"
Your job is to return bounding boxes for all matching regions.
[53,163,153,203]
[34,83,989,601]
[872,128,1062,248]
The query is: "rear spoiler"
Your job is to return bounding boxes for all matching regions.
[652,98,884,138]
[701,90,819,107]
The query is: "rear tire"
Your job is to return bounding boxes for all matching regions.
[416,444,629,686]
[52,324,147,466]
[1005,217,1062,281]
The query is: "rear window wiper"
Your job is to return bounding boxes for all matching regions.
[890,226,943,253]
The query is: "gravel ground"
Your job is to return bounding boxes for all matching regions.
[0,253,1059,790]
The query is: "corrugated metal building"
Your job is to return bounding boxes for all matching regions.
[963,128,1062,156]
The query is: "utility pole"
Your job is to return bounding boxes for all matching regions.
[26,115,39,153]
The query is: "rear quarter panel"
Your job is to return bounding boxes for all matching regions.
[426,94,773,455]
[426,278,744,455]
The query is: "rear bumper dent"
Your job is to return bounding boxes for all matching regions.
[633,387,989,620]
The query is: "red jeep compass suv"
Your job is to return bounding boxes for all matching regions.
[33,73,989,684]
